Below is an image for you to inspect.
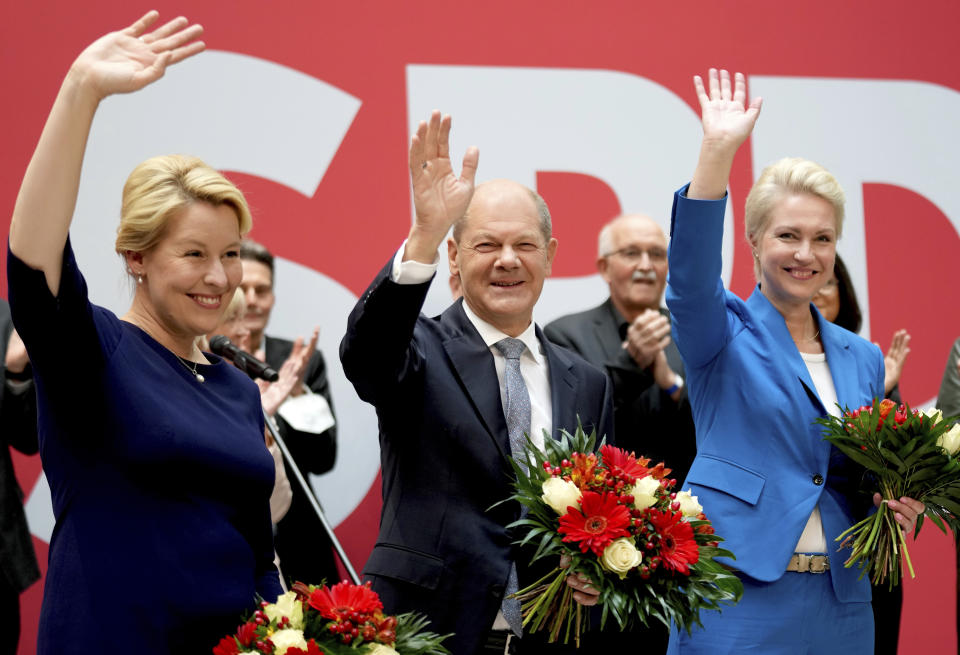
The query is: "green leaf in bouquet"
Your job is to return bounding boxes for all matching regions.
[925,494,960,517]
[830,441,887,473]
[877,446,906,471]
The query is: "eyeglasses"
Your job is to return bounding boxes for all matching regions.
[604,247,667,263]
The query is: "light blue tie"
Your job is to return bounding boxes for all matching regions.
[494,337,531,637]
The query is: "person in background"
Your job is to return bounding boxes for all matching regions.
[811,253,911,654]
[0,299,40,655]
[545,213,696,483]
[935,336,960,651]
[664,68,923,654]
[239,240,339,586]
[937,338,960,418]
[812,254,910,402]
[7,13,281,652]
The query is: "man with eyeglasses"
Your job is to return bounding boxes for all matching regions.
[544,214,696,652]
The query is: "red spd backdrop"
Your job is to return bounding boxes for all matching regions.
[2,2,958,653]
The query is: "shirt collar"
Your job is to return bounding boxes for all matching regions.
[461,301,545,365]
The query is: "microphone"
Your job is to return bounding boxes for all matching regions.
[209,335,279,382]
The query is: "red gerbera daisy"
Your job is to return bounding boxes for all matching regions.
[558,490,631,556]
[648,509,699,574]
[284,640,325,655]
[309,580,383,622]
[212,636,240,655]
[600,444,649,484]
[235,622,257,647]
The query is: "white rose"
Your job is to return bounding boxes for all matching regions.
[676,489,703,517]
[601,537,643,579]
[632,475,661,510]
[366,645,401,655]
[923,407,944,425]
[541,477,582,514]
[264,591,304,630]
[268,628,307,653]
[937,423,960,456]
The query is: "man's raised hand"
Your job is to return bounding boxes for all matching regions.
[404,111,479,263]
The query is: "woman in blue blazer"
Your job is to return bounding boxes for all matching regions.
[664,69,924,654]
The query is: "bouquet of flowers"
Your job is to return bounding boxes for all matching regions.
[504,423,742,646]
[817,398,960,587]
[213,581,451,655]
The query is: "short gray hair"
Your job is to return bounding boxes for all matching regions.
[453,186,552,244]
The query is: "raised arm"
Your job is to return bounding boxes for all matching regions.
[688,69,763,200]
[666,70,762,369]
[9,11,204,295]
[403,111,479,263]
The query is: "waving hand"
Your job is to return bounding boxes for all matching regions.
[72,11,205,100]
[10,11,204,294]
[404,111,479,263]
[688,69,762,200]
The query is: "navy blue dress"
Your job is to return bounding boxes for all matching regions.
[8,241,282,654]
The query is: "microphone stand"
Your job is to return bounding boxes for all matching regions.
[262,408,361,585]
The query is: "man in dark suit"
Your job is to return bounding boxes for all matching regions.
[340,112,613,655]
[544,214,696,485]
[0,299,40,655]
[239,242,339,586]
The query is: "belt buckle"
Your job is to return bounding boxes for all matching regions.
[790,553,829,574]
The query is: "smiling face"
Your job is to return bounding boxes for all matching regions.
[448,180,557,337]
[597,215,669,322]
[128,201,243,346]
[751,193,838,314]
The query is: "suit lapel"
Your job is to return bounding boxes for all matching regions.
[441,302,511,461]
[747,286,824,413]
[819,313,860,414]
[540,326,579,440]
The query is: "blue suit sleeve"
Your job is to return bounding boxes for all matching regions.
[664,185,734,370]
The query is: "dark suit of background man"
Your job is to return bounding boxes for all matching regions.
[341,112,613,655]
[544,215,697,654]
[239,242,340,586]
[0,298,40,655]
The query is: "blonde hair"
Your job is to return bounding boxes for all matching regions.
[115,155,252,265]
[744,157,845,276]
[221,288,247,324]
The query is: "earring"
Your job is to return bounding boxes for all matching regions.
[137,274,143,284]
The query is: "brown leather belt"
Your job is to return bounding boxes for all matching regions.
[787,553,830,573]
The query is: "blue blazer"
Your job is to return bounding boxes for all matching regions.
[340,259,614,654]
[665,186,883,603]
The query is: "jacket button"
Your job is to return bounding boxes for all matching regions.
[813,474,824,485]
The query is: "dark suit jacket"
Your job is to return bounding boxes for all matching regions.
[340,260,614,655]
[0,298,40,594]
[264,336,339,585]
[544,299,697,484]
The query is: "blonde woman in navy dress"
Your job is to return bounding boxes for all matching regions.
[664,69,924,654]
[8,12,281,653]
